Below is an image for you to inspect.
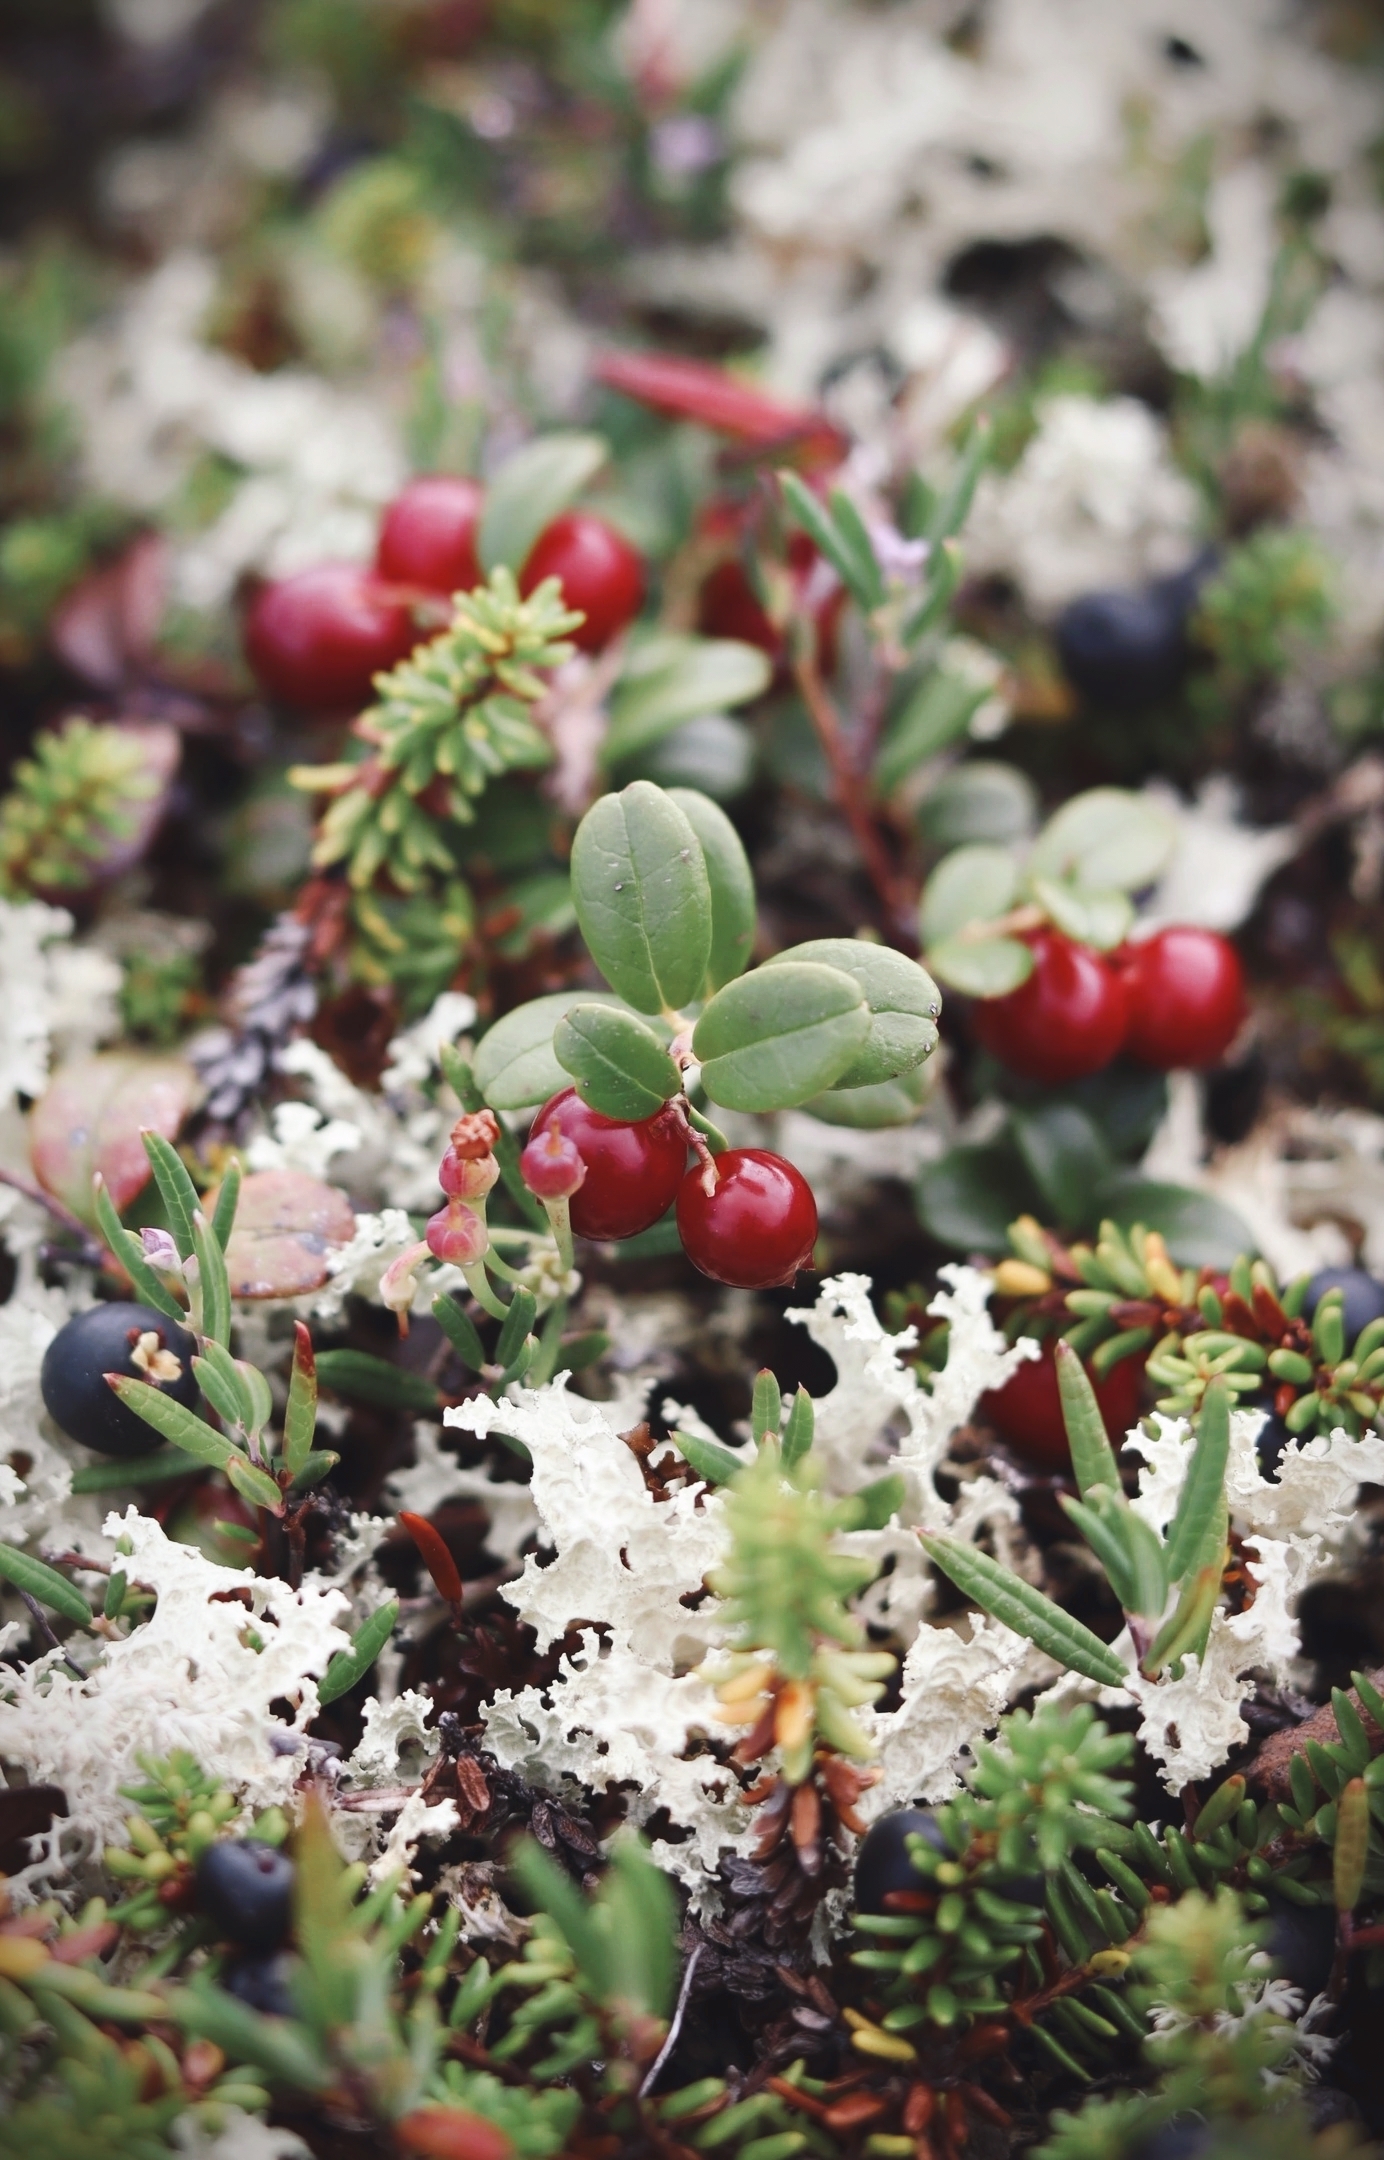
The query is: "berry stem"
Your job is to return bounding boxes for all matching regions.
[790,641,911,939]
[685,1101,729,1154]
[462,1261,510,1322]
[543,1196,575,1274]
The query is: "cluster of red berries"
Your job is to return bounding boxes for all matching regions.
[518,1085,818,1290]
[973,924,1245,1085]
[244,474,646,713]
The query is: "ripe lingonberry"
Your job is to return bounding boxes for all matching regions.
[244,564,418,711]
[528,1088,686,1240]
[1118,927,1245,1070]
[519,512,645,652]
[520,1123,587,1203]
[375,475,484,595]
[696,504,841,672]
[972,928,1129,1086]
[41,1302,198,1458]
[676,1149,817,1289]
[196,1839,295,1951]
[980,1338,1143,1474]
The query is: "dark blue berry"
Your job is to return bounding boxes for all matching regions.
[221,1948,297,2017]
[1256,1407,1291,1476]
[1055,554,1212,710]
[1305,1267,1384,1349]
[853,1808,949,1914]
[1131,2121,1212,2160]
[1266,1887,1336,1998]
[196,1839,295,1951]
[40,1302,198,1459]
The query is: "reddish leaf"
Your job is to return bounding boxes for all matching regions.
[213,1168,356,1299]
[29,1053,201,1221]
[49,533,168,689]
[396,2110,512,2160]
[593,349,848,469]
[399,1511,464,1604]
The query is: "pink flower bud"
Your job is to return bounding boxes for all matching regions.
[438,1146,500,1200]
[520,1124,587,1202]
[448,1109,500,1160]
[380,1239,430,1320]
[425,1201,489,1265]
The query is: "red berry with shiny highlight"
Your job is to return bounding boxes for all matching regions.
[676,1149,817,1289]
[375,475,485,595]
[244,563,417,711]
[529,1087,686,1240]
[519,513,645,652]
[972,929,1129,1086]
[1118,927,1246,1070]
[980,1337,1144,1473]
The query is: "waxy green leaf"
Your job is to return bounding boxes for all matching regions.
[0,1541,92,1627]
[477,432,607,575]
[473,988,628,1110]
[318,1600,399,1706]
[314,1350,442,1414]
[671,1430,751,1487]
[875,669,991,794]
[570,782,712,1015]
[928,935,1034,999]
[918,842,1019,947]
[554,1002,682,1122]
[767,938,940,1089]
[1164,1378,1232,1585]
[694,960,869,1112]
[1029,787,1176,894]
[603,636,771,764]
[1055,1340,1121,1500]
[666,788,756,990]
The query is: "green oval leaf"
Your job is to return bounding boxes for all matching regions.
[637,713,755,801]
[917,761,1039,850]
[1030,877,1132,952]
[474,989,627,1110]
[1093,1175,1254,1271]
[767,938,940,1088]
[0,1541,92,1627]
[604,635,772,764]
[915,1141,1037,1253]
[554,1002,682,1121]
[918,843,1019,947]
[570,782,712,1015]
[1011,1104,1111,1229]
[665,789,756,991]
[477,432,608,575]
[928,935,1034,998]
[920,1533,1129,1688]
[875,670,989,795]
[694,961,868,1112]
[800,1062,934,1128]
[1029,787,1176,894]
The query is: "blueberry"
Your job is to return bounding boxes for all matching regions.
[854,1808,947,1915]
[196,1839,295,1952]
[1304,1267,1384,1348]
[1055,554,1212,710]
[1131,2121,1212,2160]
[1266,1888,1336,1998]
[222,1948,297,2017]
[1255,1406,1291,1476]
[40,1302,198,1459]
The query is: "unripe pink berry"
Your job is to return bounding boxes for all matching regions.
[438,1147,500,1200]
[449,1108,500,1160]
[520,1123,587,1203]
[425,1201,489,1265]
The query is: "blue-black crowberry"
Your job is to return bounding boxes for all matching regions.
[222,1948,297,2017]
[196,1839,295,1951]
[1055,555,1211,709]
[1305,1267,1384,1348]
[853,1807,949,1915]
[40,1302,197,1458]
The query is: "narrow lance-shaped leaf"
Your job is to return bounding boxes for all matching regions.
[1142,1559,1222,1679]
[1059,1494,1139,1612]
[92,1174,186,1325]
[211,1158,241,1251]
[781,1388,814,1469]
[283,1322,317,1476]
[751,1369,782,1442]
[495,1287,538,1370]
[318,1599,400,1706]
[141,1131,200,1261]
[191,1209,231,1349]
[237,1358,273,1437]
[431,1294,486,1372]
[70,1449,195,1493]
[0,1542,92,1628]
[1335,1778,1370,1914]
[1164,1378,1231,1585]
[226,1456,286,1514]
[192,1344,253,1432]
[313,1349,442,1415]
[671,1430,751,1487]
[828,487,887,611]
[107,1375,239,1472]
[779,470,880,613]
[1055,1340,1122,1500]
[288,1449,340,1494]
[921,1533,1129,1688]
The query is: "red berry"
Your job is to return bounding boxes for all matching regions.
[375,475,484,595]
[972,929,1129,1086]
[980,1338,1143,1473]
[1117,927,1245,1070]
[529,1087,686,1240]
[244,563,418,711]
[519,512,645,652]
[676,1148,817,1289]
